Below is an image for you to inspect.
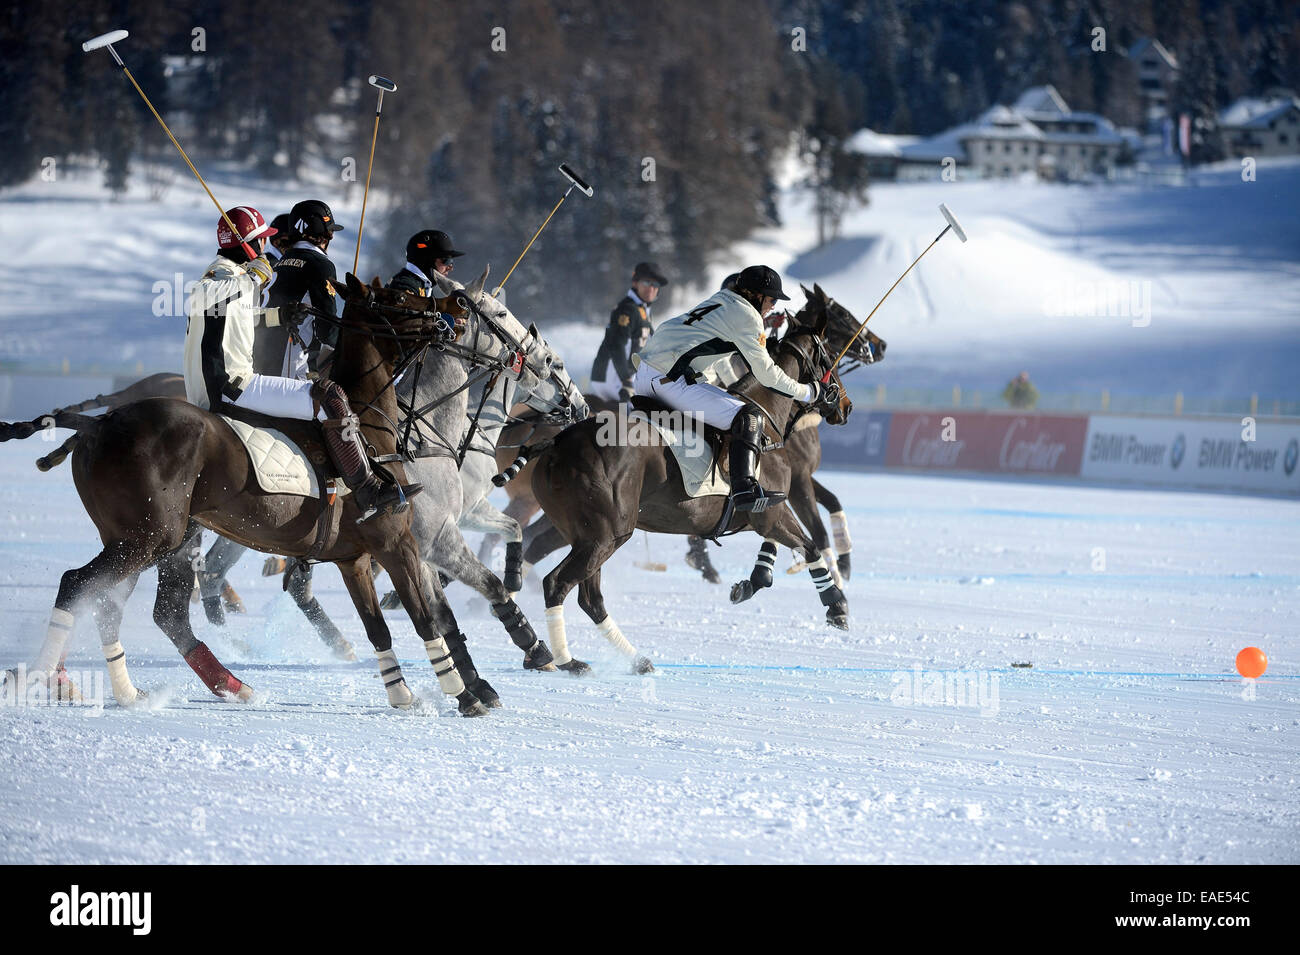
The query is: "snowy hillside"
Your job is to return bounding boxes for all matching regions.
[2,157,1297,412]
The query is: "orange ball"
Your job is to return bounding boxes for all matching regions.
[1236,646,1268,679]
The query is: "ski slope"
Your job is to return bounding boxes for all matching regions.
[1,440,1295,864]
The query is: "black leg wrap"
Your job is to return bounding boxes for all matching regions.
[445,630,500,707]
[491,599,543,654]
[818,583,846,608]
[503,541,524,593]
[750,541,778,590]
[837,552,852,582]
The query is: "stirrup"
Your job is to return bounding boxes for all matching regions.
[730,484,785,514]
[355,481,423,524]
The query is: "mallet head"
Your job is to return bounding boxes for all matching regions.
[82,29,128,53]
[368,75,397,92]
[939,202,968,242]
[559,163,594,198]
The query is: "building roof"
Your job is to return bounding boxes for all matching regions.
[845,128,917,158]
[897,89,1123,164]
[1219,94,1300,129]
[1126,37,1179,70]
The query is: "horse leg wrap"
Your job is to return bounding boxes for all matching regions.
[494,455,528,487]
[419,636,466,698]
[437,632,500,707]
[375,648,418,708]
[31,607,75,682]
[831,511,852,554]
[821,548,844,590]
[185,642,252,701]
[101,640,140,706]
[807,557,846,608]
[545,606,571,666]
[491,599,538,651]
[502,541,525,593]
[596,616,637,658]
[751,541,778,591]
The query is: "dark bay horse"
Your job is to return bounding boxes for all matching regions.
[0,276,492,716]
[507,310,853,672]
[499,285,880,594]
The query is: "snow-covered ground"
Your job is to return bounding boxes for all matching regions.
[1,440,1295,864]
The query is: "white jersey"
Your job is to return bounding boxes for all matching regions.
[635,288,809,399]
[183,255,274,410]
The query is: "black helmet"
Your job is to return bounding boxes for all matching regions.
[720,272,740,291]
[269,213,296,241]
[290,199,344,240]
[734,264,789,301]
[407,230,465,266]
[632,261,668,286]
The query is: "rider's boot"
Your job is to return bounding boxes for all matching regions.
[728,407,785,513]
[314,379,422,523]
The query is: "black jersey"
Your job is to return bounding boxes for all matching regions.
[590,292,653,389]
[257,241,339,375]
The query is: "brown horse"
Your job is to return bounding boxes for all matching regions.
[0,276,492,716]
[506,310,854,673]
[497,285,880,592]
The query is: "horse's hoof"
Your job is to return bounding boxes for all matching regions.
[226,682,255,703]
[632,655,655,675]
[837,554,851,582]
[202,596,226,627]
[332,642,358,662]
[221,583,246,614]
[522,639,554,670]
[471,678,502,708]
[378,590,402,611]
[730,580,755,604]
[457,692,491,717]
[558,658,592,676]
[826,602,850,631]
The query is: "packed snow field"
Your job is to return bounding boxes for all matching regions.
[0,441,1294,864]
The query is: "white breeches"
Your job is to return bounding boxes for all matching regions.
[634,362,746,430]
[231,374,321,420]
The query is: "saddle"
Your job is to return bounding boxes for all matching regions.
[217,403,344,561]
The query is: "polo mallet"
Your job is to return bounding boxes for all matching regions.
[353,75,398,275]
[496,163,594,292]
[822,202,968,383]
[82,30,258,261]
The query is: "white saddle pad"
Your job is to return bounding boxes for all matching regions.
[627,411,761,499]
[220,416,320,497]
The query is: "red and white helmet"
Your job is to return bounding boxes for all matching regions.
[217,206,277,250]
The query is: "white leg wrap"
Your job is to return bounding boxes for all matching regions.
[821,547,843,589]
[596,616,637,658]
[807,556,837,594]
[375,648,418,708]
[831,511,852,555]
[546,606,571,666]
[421,637,466,697]
[32,607,74,679]
[101,640,139,706]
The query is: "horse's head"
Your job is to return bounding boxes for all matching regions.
[797,283,885,368]
[779,306,853,426]
[454,269,587,425]
[339,274,472,368]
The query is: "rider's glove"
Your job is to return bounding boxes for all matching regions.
[808,379,841,414]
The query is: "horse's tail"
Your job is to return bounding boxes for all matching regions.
[49,372,184,416]
[0,411,101,447]
[492,439,555,486]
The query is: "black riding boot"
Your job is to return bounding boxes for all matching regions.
[314,379,422,522]
[728,408,786,513]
